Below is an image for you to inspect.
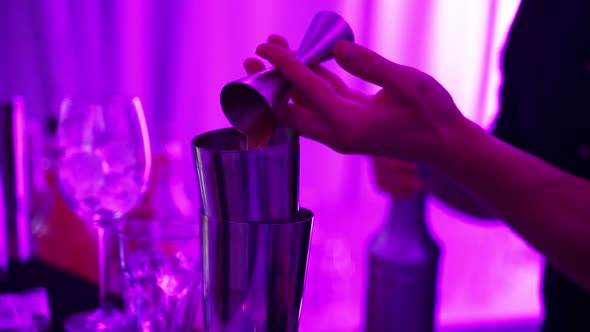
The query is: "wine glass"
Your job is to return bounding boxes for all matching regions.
[55,96,152,331]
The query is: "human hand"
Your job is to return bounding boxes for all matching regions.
[244,35,369,109]
[371,156,425,199]
[251,36,468,163]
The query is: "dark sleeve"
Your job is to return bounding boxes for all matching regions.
[490,0,527,148]
[491,66,524,148]
[491,106,517,142]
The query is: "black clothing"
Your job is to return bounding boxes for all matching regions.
[493,1,590,331]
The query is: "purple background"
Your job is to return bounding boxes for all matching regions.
[0,0,542,330]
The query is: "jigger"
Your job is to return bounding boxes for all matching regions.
[192,128,313,332]
[220,10,354,136]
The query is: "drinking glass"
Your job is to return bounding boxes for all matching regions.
[55,96,152,331]
[118,220,202,331]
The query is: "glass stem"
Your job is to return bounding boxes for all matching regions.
[97,225,113,309]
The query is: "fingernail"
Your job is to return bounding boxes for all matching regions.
[335,41,357,61]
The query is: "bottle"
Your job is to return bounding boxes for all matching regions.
[365,193,440,332]
[0,98,32,280]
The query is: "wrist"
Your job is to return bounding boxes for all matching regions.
[427,115,487,172]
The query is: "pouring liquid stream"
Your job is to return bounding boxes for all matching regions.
[243,112,276,150]
[245,129,273,150]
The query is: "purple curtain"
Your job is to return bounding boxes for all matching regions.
[0,0,540,329]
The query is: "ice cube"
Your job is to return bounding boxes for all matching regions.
[58,149,104,203]
[97,172,143,216]
[95,141,139,175]
[138,312,167,332]
[127,249,166,279]
[125,250,167,317]
[156,251,199,297]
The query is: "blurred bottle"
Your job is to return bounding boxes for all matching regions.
[365,193,440,332]
[1,98,32,279]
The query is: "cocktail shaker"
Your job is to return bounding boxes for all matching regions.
[366,193,440,332]
[192,128,313,332]
[0,97,31,278]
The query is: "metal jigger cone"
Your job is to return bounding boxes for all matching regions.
[220,11,354,136]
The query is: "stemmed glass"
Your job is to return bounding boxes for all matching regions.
[55,96,152,331]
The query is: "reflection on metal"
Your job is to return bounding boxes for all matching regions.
[193,127,313,332]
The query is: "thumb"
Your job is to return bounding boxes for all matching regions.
[334,41,424,95]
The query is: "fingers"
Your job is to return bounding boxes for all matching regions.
[311,66,348,93]
[334,40,430,98]
[371,157,425,197]
[244,35,291,75]
[244,58,266,75]
[267,34,289,49]
[374,170,424,189]
[267,35,298,56]
[377,176,425,198]
[312,65,370,103]
[279,103,333,144]
[372,157,420,173]
[257,42,343,116]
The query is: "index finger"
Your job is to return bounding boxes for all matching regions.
[313,65,370,103]
[256,43,343,117]
[334,41,431,99]
[244,58,266,75]
[267,34,290,50]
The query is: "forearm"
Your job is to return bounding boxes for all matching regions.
[433,118,590,289]
[422,164,497,219]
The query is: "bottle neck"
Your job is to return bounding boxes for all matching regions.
[385,193,427,235]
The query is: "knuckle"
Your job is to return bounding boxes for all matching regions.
[361,56,387,81]
[414,74,436,97]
